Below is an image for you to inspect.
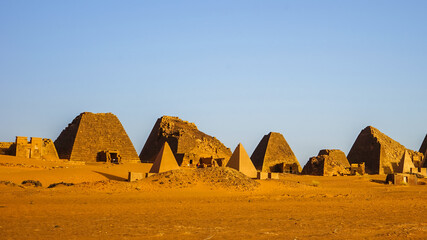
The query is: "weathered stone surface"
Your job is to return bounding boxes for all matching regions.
[386,174,418,185]
[397,151,415,173]
[0,142,15,155]
[54,112,140,163]
[347,126,423,174]
[251,132,301,173]
[139,116,232,166]
[15,137,59,160]
[350,163,365,175]
[302,149,350,176]
[226,143,257,179]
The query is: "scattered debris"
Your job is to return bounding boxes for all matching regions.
[0,181,19,187]
[21,180,42,187]
[47,182,75,188]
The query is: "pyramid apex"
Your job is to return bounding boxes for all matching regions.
[149,141,179,173]
[227,143,257,178]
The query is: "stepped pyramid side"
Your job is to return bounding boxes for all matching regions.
[55,112,140,162]
[139,116,232,166]
[149,142,180,173]
[54,114,83,159]
[251,132,301,173]
[226,143,257,178]
[348,126,421,174]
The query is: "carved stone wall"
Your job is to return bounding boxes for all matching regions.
[15,136,58,160]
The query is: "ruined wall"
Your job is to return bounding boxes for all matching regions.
[301,156,324,176]
[54,112,140,163]
[139,116,232,166]
[0,142,15,155]
[348,126,423,174]
[250,132,301,173]
[16,137,42,158]
[302,149,350,176]
[15,137,58,160]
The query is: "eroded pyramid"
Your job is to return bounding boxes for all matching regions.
[226,143,257,178]
[149,142,180,173]
[302,149,350,176]
[251,132,301,173]
[347,126,422,174]
[140,116,232,166]
[54,112,140,163]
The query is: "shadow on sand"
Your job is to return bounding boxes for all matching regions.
[93,171,127,181]
[370,179,386,185]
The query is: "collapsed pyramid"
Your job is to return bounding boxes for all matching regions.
[140,116,231,166]
[251,132,301,173]
[347,126,422,174]
[226,143,257,178]
[302,149,350,176]
[149,142,180,173]
[54,112,140,163]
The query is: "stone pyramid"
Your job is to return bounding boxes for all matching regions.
[149,142,180,173]
[347,126,423,174]
[420,134,427,156]
[302,149,350,176]
[398,150,415,173]
[226,143,257,178]
[54,112,140,163]
[140,116,231,166]
[251,132,301,173]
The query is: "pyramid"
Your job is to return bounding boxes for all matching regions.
[251,132,301,173]
[226,143,257,178]
[347,126,423,174]
[54,112,140,163]
[302,149,350,176]
[140,116,232,166]
[398,150,415,173]
[420,134,427,156]
[149,142,180,173]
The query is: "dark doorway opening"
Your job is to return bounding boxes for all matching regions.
[110,153,119,163]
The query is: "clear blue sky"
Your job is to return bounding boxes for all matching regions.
[1,1,426,165]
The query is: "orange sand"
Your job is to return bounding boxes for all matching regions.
[0,155,426,239]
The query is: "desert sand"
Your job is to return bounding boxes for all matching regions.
[0,155,426,240]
